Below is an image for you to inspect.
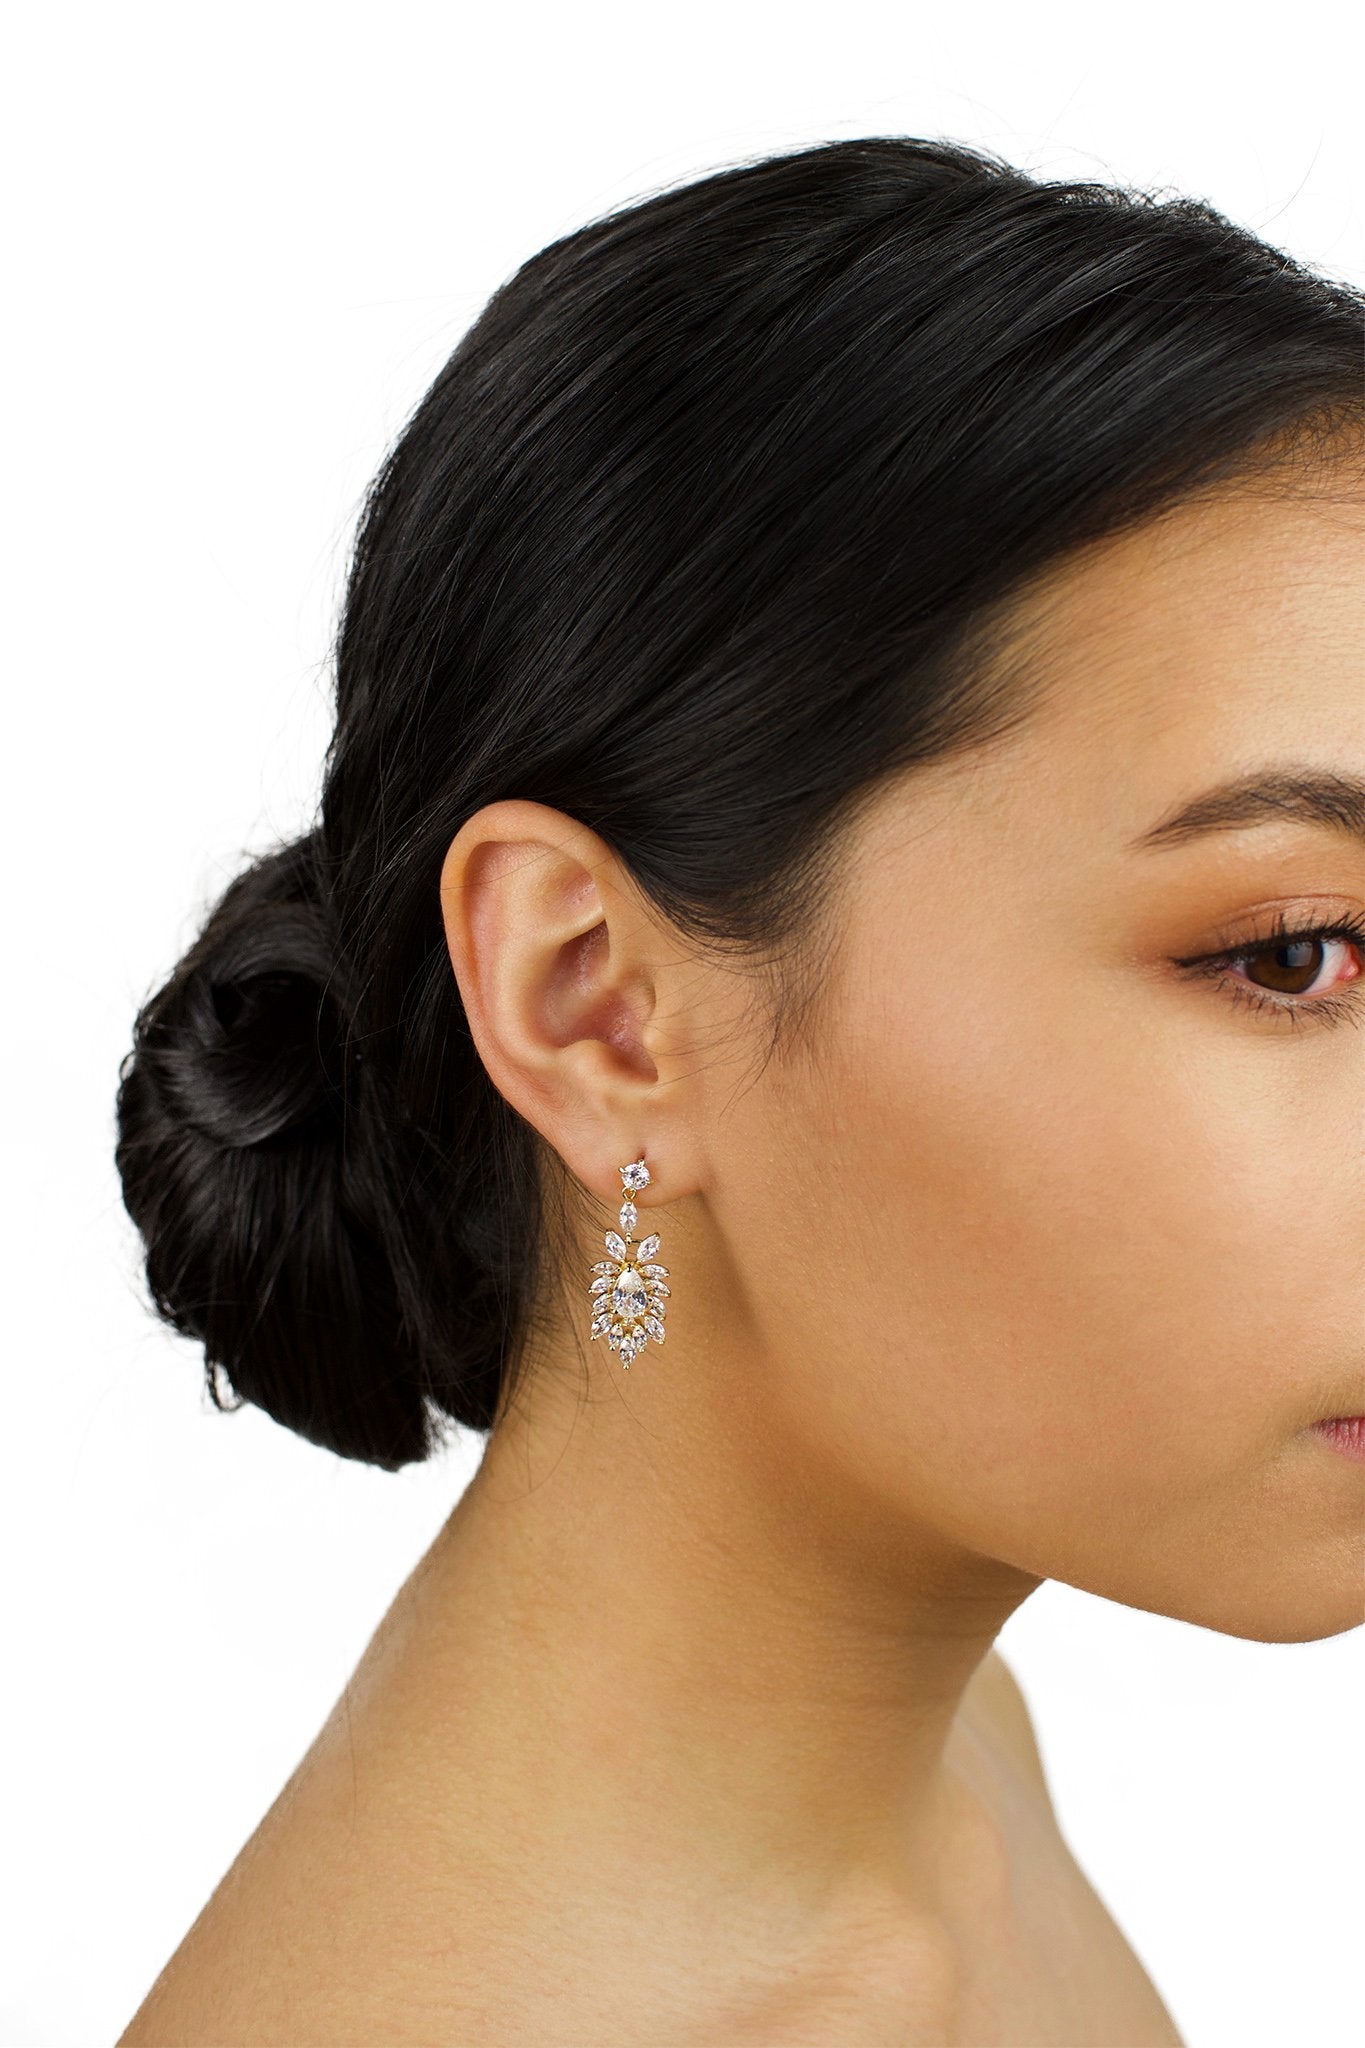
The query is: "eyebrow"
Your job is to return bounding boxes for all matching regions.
[1129,767,1365,855]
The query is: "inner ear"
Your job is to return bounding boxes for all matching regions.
[546,923,657,1080]
[564,919,608,999]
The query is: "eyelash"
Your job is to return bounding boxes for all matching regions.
[1178,908,1365,1034]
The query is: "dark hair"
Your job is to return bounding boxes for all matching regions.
[114,134,1365,1470]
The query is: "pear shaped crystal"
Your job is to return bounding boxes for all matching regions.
[612,1264,650,1324]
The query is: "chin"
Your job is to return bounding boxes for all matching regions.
[1168,1584,1365,1646]
[1230,1605,1365,1647]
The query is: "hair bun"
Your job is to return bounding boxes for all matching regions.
[157,834,353,1152]
[115,830,443,1468]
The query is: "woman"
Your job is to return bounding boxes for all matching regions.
[113,135,1364,2044]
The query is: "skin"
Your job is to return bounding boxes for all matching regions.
[118,472,1364,2046]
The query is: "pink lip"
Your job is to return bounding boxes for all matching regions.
[1310,1417,1365,1463]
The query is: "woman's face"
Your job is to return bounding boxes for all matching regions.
[715,474,1365,1644]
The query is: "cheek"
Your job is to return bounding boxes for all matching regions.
[755,973,1354,1561]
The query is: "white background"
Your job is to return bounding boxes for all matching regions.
[3,5,1362,2044]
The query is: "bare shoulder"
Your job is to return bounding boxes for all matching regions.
[112,1745,444,2048]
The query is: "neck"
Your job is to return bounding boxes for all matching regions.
[336,1312,1041,1943]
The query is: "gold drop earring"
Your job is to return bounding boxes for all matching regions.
[587,1157,670,1368]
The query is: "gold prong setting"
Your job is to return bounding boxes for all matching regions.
[587,1157,669,1369]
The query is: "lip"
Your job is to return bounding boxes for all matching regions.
[1309,1416,1365,1463]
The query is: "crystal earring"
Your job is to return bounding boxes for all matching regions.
[587,1157,670,1369]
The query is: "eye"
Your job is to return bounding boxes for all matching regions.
[1177,909,1365,1031]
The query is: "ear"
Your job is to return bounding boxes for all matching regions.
[437,799,708,1208]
